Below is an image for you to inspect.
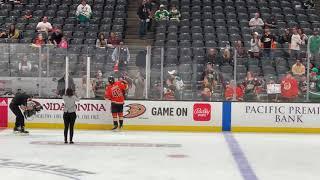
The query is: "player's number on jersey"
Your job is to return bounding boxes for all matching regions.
[112,87,123,98]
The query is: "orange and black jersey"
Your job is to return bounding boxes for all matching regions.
[105,81,128,104]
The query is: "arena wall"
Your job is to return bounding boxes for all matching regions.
[2,98,320,133]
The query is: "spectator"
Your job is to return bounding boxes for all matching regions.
[18,55,32,73]
[291,59,306,76]
[260,28,276,59]
[169,4,180,21]
[76,0,92,27]
[207,48,222,65]
[249,32,261,58]
[31,33,46,47]
[50,28,63,46]
[96,32,108,48]
[264,15,277,29]
[93,70,106,99]
[242,71,261,101]
[278,28,291,45]
[201,87,212,101]
[23,10,32,20]
[281,72,299,101]
[164,78,176,100]
[224,81,244,101]
[0,28,8,38]
[58,36,68,49]
[112,41,130,75]
[107,32,120,48]
[154,4,170,21]
[309,29,320,61]
[235,40,247,58]
[8,24,21,39]
[298,28,308,46]
[36,16,52,35]
[289,27,302,60]
[249,13,264,30]
[137,0,151,39]
[222,48,232,65]
[303,0,315,9]
[167,70,184,100]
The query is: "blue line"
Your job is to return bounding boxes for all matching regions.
[222,102,232,131]
[224,133,258,180]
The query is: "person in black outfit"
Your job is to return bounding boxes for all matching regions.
[62,88,79,144]
[261,28,276,59]
[9,92,31,133]
[137,0,151,38]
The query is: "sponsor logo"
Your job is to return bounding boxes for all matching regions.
[124,103,146,118]
[0,100,7,106]
[0,158,95,180]
[193,104,211,121]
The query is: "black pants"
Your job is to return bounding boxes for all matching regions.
[63,112,76,141]
[9,103,24,128]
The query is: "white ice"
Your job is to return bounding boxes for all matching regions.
[0,129,320,180]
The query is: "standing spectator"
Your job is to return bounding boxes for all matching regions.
[309,29,320,61]
[207,48,222,65]
[222,48,232,65]
[18,55,32,74]
[249,13,264,30]
[31,33,46,47]
[76,0,92,27]
[264,15,277,29]
[289,27,302,60]
[96,32,108,48]
[281,72,299,101]
[93,70,106,99]
[242,71,261,101]
[154,4,170,21]
[112,42,130,75]
[137,0,151,39]
[169,4,180,21]
[58,36,68,49]
[62,88,79,144]
[298,28,308,46]
[107,32,121,48]
[249,32,261,58]
[36,16,52,35]
[291,59,306,76]
[235,40,247,58]
[260,28,276,59]
[8,24,21,39]
[23,10,32,20]
[278,28,291,45]
[50,28,63,46]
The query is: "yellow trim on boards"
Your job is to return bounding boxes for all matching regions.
[8,122,221,132]
[232,127,320,133]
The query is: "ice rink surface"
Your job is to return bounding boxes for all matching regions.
[1,129,320,180]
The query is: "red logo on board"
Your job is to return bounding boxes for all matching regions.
[193,104,211,121]
[0,98,8,128]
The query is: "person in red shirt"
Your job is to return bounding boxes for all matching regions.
[105,76,128,130]
[281,72,299,101]
[224,81,244,101]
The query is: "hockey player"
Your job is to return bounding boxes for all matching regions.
[9,91,32,134]
[105,76,128,130]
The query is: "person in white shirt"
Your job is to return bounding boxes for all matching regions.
[249,32,261,58]
[289,27,302,59]
[36,16,52,34]
[249,13,264,30]
[76,0,92,27]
